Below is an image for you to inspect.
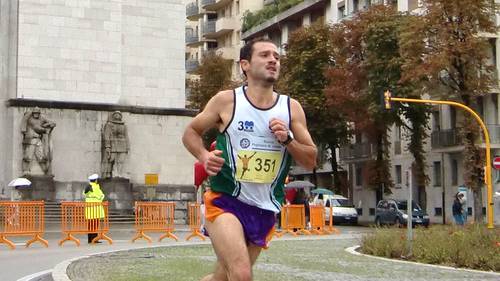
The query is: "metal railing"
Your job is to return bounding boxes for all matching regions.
[201,20,216,36]
[431,128,461,148]
[186,34,199,44]
[185,59,199,73]
[339,142,376,160]
[186,2,199,18]
[201,0,216,7]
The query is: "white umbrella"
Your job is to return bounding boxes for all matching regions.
[285,180,314,189]
[8,178,31,187]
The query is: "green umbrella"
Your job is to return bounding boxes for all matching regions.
[311,188,334,196]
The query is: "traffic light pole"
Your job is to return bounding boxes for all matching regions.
[384,92,494,229]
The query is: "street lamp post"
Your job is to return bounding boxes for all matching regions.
[384,91,494,229]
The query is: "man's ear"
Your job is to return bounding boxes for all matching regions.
[240,59,250,73]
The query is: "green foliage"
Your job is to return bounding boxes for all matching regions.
[361,225,500,271]
[242,0,304,33]
[186,52,235,112]
[278,22,350,188]
[186,52,238,147]
[399,0,499,221]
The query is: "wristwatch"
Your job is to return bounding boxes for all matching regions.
[280,130,294,146]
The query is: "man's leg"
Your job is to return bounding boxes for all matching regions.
[200,213,253,281]
[201,242,262,281]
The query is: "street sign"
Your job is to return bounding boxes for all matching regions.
[493,157,500,170]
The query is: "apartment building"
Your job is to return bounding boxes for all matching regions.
[241,0,500,225]
[185,0,266,81]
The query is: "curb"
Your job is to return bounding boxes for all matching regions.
[345,245,500,277]
[51,240,212,281]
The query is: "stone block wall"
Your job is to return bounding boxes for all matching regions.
[16,0,186,107]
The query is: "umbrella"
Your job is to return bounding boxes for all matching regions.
[285,180,314,189]
[8,178,31,187]
[311,188,334,196]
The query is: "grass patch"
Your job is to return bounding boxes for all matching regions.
[66,238,499,281]
[360,224,500,271]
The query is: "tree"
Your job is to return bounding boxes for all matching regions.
[186,52,237,146]
[399,0,498,222]
[277,22,350,193]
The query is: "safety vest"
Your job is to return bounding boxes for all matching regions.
[84,182,105,219]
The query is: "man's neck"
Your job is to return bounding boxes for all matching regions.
[245,81,275,108]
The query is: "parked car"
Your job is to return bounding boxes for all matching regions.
[313,194,358,225]
[375,199,429,227]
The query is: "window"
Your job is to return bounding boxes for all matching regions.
[395,165,402,184]
[450,107,457,129]
[432,111,440,131]
[451,159,458,186]
[434,207,442,216]
[355,166,363,186]
[433,161,441,186]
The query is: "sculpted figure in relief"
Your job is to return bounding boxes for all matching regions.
[20,107,56,175]
[101,111,129,178]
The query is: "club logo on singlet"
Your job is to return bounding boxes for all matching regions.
[237,120,255,132]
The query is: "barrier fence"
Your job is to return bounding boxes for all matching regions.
[185,202,205,241]
[278,204,311,236]
[309,205,326,235]
[326,206,340,234]
[0,201,48,250]
[132,201,178,243]
[59,201,112,246]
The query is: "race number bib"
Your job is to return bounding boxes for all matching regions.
[236,150,283,183]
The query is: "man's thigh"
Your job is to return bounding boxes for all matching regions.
[205,213,251,272]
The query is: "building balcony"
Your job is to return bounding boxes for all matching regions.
[201,20,216,37]
[339,142,376,162]
[204,17,237,39]
[186,33,201,46]
[201,0,232,11]
[216,46,238,61]
[186,2,202,20]
[431,128,461,149]
[185,59,199,73]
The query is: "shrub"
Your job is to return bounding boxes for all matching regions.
[242,0,304,33]
[361,224,500,271]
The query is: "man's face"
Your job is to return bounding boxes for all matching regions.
[32,112,40,119]
[241,42,280,84]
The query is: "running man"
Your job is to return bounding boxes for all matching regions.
[183,38,317,281]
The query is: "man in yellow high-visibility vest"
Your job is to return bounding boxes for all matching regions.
[84,174,105,243]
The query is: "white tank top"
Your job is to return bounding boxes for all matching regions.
[211,85,292,213]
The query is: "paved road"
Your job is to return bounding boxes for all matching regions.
[0,224,369,281]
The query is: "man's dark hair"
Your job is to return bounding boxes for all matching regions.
[240,38,276,77]
[239,37,275,61]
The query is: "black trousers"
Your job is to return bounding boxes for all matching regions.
[87,219,100,243]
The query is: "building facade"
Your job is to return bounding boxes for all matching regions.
[241,0,500,225]
[1,0,197,216]
[185,0,267,80]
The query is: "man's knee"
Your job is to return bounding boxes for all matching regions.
[228,266,252,281]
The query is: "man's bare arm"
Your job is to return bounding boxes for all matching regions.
[182,91,231,175]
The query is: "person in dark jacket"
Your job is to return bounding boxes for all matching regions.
[452,192,464,226]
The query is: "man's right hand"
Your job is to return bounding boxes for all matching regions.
[200,150,225,176]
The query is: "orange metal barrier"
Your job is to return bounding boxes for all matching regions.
[309,205,326,235]
[0,201,48,250]
[278,204,310,236]
[132,201,178,243]
[58,201,112,246]
[186,202,205,241]
[325,206,340,234]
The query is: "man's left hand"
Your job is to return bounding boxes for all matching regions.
[269,118,289,143]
